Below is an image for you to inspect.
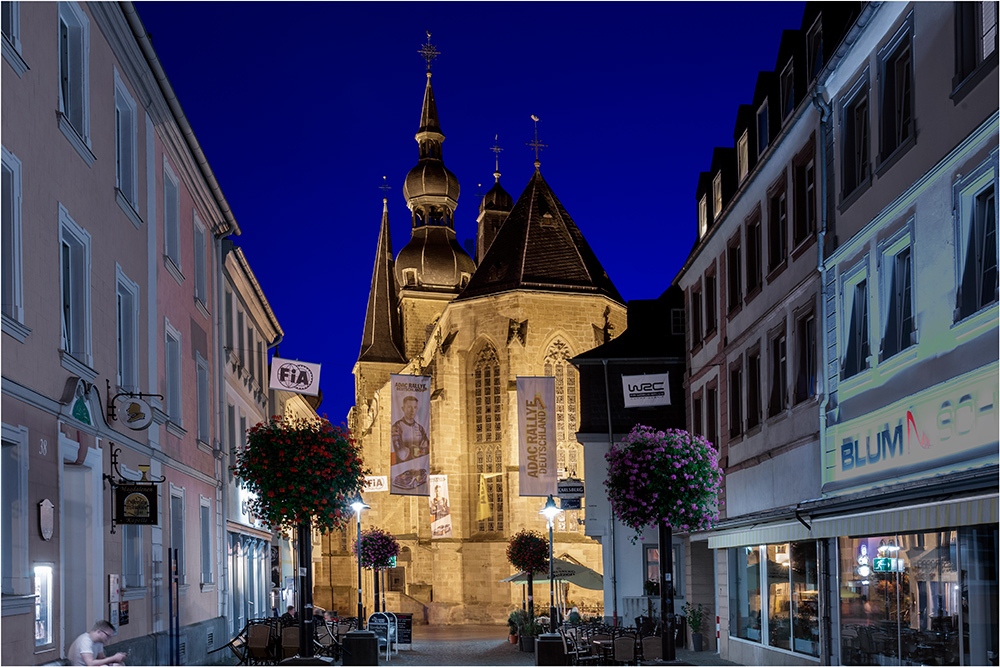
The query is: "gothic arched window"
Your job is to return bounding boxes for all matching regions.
[473,345,504,533]
[544,339,583,533]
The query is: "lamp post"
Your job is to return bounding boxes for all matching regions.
[539,495,562,634]
[351,494,369,629]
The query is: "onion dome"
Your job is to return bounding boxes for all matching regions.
[395,226,476,291]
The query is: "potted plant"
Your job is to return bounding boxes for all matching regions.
[643,579,660,596]
[506,530,548,625]
[682,601,705,651]
[517,615,542,652]
[507,609,524,644]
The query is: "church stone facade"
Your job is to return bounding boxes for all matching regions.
[311,58,627,624]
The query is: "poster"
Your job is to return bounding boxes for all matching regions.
[389,374,432,496]
[109,602,119,627]
[428,475,452,538]
[109,574,120,603]
[119,601,129,626]
[517,376,557,496]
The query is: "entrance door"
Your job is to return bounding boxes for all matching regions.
[62,446,102,645]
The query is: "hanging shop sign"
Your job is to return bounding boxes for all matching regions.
[269,358,322,396]
[824,364,998,491]
[105,380,161,430]
[115,484,158,525]
[557,478,585,498]
[621,373,671,407]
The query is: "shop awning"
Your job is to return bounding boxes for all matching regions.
[706,494,998,549]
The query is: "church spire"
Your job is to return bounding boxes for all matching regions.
[358,195,405,364]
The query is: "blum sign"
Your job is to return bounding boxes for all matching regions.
[823,365,998,490]
[621,373,670,407]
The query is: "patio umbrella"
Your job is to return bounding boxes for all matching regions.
[500,557,604,590]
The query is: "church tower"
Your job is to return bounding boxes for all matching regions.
[395,36,475,358]
[475,139,514,264]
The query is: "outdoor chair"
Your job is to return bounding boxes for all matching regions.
[640,635,662,661]
[281,625,300,660]
[613,635,636,665]
[246,623,275,665]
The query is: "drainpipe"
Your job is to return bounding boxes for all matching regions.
[216,235,234,622]
[811,84,832,667]
[602,360,618,626]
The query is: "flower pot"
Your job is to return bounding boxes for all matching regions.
[691,632,704,652]
[509,633,518,644]
[519,635,535,652]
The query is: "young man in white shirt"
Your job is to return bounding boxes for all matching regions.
[67,620,127,666]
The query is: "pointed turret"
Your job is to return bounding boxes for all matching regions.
[358,199,406,364]
[476,137,514,264]
[458,170,623,303]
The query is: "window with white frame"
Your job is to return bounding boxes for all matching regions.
[60,204,92,363]
[2,146,24,328]
[878,15,915,161]
[246,327,255,381]
[704,271,717,335]
[728,234,742,313]
[780,62,795,120]
[737,131,749,182]
[200,496,213,585]
[57,1,89,142]
[841,72,871,199]
[879,224,915,360]
[123,524,142,589]
[706,385,718,447]
[193,213,207,305]
[169,488,186,584]
[955,2,997,88]
[793,155,816,247]
[237,308,245,366]
[841,261,871,379]
[1,424,29,598]
[768,185,787,272]
[690,285,703,347]
[165,320,182,424]
[747,212,762,294]
[196,353,210,444]
[713,173,723,218]
[768,329,787,417]
[747,347,761,430]
[698,195,708,238]
[806,16,823,83]
[225,288,234,351]
[116,266,139,392]
[757,101,769,155]
[163,158,181,270]
[955,161,998,321]
[114,69,137,207]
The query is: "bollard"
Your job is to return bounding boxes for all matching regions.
[535,632,564,666]
[343,630,379,666]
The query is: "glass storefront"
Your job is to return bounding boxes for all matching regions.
[838,524,998,666]
[228,532,270,637]
[729,541,819,657]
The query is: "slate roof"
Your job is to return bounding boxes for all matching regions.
[456,169,623,303]
[358,200,406,364]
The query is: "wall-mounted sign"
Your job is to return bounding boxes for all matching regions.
[561,498,582,510]
[114,484,158,525]
[873,557,904,573]
[557,478,585,498]
[622,373,670,407]
[117,397,153,430]
[824,364,998,491]
[269,358,321,396]
[363,476,388,493]
[109,574,121,603]
[38,499,54,540]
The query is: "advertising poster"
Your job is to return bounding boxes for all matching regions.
[516,376,556,497]
[428,474,452,538]
[390,374,432,496]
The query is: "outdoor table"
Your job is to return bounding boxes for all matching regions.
[591,638,614,665]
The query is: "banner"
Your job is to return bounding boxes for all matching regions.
[363,476,388,493]
[517,376,556,497]
[269,358,322,396]
[477,474,490,521]
[621,373,670,407]
[428,474,452,538]
[390,374,432,496]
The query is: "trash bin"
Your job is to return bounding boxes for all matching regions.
[343,630,379,666]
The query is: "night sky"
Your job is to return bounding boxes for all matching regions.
[135,1,807,420]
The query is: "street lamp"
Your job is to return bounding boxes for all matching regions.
[539,495,562,634]
[351,493,369,629]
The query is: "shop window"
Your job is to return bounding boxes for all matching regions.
[33,564,53,648]
[644,544,685,598]
[791,542,819,656]
[729,546,762,642]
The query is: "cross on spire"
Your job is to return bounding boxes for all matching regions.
[526,114,547,170]
[490,134,503,177]
[419,31,439,73]
[379,175,391,202]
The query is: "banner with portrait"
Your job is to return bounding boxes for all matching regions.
[390,374,432,496]
[428,474,452,538]
[516,376,556,497]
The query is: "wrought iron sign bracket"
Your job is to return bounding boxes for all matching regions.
[103,445,165,534]
[106,379,163,423]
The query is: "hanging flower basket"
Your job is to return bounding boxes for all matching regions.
[604,425,722,541]
[353,527,400,569]
[506,529,549,574]
[232,415,368,532]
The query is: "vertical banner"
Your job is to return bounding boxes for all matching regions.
[517,376,557,496]
[428,474,452,538]
[390,374,432,496]
[476,474,491,521]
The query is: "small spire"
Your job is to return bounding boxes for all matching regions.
[419,31,439,75]
[379,175,391,204]
[526,115,547,171]
[491,134,503,181]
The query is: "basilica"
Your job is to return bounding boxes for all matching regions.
[312,45,627,624]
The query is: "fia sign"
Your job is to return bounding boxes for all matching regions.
[269,358,321,396]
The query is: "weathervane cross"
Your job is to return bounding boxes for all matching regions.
[379,175,391,201]
[490,134,503,173]
[419,31,439,73]
[526,115,547,167]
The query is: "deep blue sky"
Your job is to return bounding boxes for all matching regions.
[136,1,806,421]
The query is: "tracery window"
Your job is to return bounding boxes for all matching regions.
[544,340,582,533]
[473,345,504,533]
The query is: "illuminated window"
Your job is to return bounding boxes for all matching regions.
[698,195,708,238]
[473,345,503,533]
[757,101,769,155]
[34,564,53,648]
[713,172,723,218]
[737,132,749,182]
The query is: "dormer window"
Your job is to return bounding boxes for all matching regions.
[460,272,470,288]
[403,268,417,286]
[698,195,708,238]
[807,16,824,83]
[738,131,749,182]
[757,101,770,155]
[713,173,723,218]
[780,62,795,120]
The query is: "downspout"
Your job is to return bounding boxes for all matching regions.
[216,234,233,624]
[811,84,832,667]
[602,360,618,626]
